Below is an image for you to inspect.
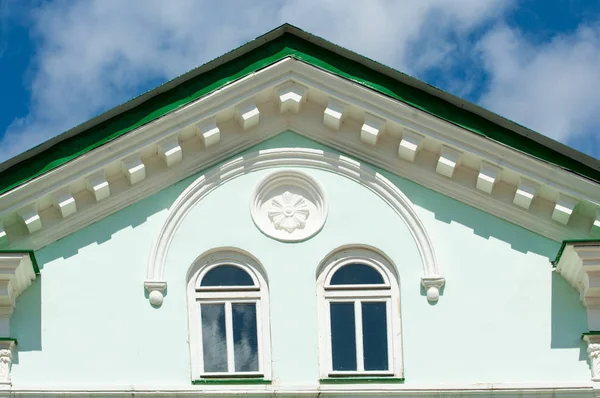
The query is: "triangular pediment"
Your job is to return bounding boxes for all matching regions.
[1,28,600,251]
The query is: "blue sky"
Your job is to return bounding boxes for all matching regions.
[1,0,599,162]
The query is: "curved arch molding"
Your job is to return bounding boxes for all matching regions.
[145,148,445,306]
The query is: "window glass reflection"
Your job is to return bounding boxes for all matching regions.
[330,302,357,371]
[201,265,255,287]
[201,303,227,372]
[232,303,259,372]
[330,263,385,285]
[362,302,388,371]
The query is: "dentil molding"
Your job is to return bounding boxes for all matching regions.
[2,58,600,256]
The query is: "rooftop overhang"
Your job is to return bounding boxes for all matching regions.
[0,58,599,251]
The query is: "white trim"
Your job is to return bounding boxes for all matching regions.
[6,382,596,397]
[1,58,600,254]
[583,334,600,381]
[224,302,235,373]
[316,246,403,380]
[0,340,15,388]
[555,242,600,334]
[187,249,272,381]
[354,300,364,372]
[146,148,442,305]
[0,253,36,317]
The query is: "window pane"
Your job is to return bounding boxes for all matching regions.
[201,303,228,372]
[232,303,259,372]
[330,263,385,285]
[362,302,388,371]
[330,302,357,371]
[201,265,255,287]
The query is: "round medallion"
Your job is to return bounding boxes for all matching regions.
[250,170,327,242]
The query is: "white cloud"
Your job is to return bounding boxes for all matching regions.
[1,0,512,161]
[478,23,600,145]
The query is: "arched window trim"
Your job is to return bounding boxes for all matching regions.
[187,249,271,380]
[317,246,403,379]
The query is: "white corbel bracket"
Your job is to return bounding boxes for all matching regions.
[323,99,347,130]
[476,161,502,194]
[17,205,41,234]
[592,209,600,235]
[235,102,260,130]
[0,339,16,388]
[398,129,424,162]
[552,194,578,225]
[277,83,306,113]
[421,276,445,302]
[197,120,221,148]
[0,223,6,247]
[144,280,167,306]
[436,146,461,178]
[361,114,385,146]
[55,190,77,218]
[513,178,537,210]
[583,334,600,381]
[555,242,600,331]
[122,155,146,185]
[158,136,182,167]
[86,172,110,202]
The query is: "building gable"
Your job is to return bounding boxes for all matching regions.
[0,50,599,252]
[1,24,600,394]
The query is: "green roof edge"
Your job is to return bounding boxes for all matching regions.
[191,378,271,385]
[320,377,405,384]
[1,23,599,196]
[0,250,40,275]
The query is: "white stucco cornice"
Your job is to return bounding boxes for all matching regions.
[6,382,597,397]
[0,253,37,318]
[0,252,37,387]
[0,57,600,252]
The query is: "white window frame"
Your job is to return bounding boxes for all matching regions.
[187,250,272,380]
[317,247,403,379]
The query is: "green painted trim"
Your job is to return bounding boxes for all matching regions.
[0,250,40,275]
[1,24,599,196]
[552,239,600,266]
[320,377,405,384]
[583,332,600,338]
[0,338,17,344]
[191,378,271,385]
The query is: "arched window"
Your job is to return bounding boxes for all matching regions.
[317,247,402,379]
[187,250,271,380]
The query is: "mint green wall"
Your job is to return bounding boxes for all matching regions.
[9,132,589,387]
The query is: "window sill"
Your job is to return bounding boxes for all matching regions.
[192,378,271,385]
[320,377,405,384]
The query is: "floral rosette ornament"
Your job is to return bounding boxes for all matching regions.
[267,191,310,233]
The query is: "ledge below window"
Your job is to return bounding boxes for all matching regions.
[192,378,271,385]
[320,377,405,384]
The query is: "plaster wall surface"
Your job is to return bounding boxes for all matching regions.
[9,132,588,387]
